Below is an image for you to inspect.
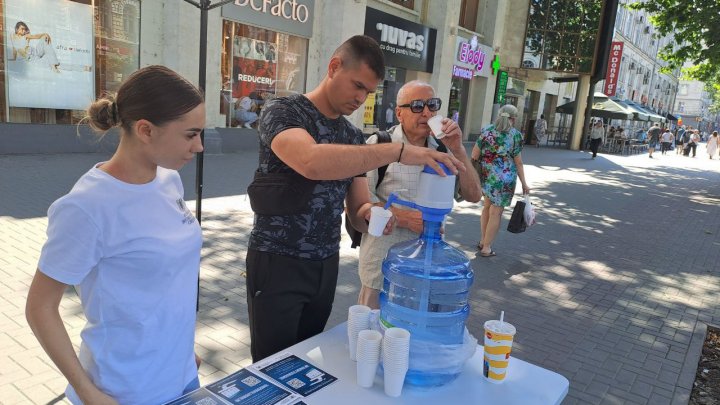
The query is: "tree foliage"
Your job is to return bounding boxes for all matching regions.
[629,0,720,84]
[630,1,720,112]
[706,83,720,114]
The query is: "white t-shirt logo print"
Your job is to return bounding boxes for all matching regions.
[177,198,195,224]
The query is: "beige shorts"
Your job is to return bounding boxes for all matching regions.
[358,227,417,290]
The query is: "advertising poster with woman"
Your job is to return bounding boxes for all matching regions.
[4,0,94,110]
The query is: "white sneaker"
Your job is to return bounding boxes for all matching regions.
[243,122,253,129]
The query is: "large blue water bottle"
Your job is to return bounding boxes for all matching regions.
[379,164,475,387]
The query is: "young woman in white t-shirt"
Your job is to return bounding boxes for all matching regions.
[26,66,205,405]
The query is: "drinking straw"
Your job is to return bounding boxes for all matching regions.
[500,311,505,328]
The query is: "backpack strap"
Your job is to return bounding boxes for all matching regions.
[435,138,448,153]
[374,130,392,189]
[348,130,393,249]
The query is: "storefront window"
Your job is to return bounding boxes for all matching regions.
[0,0,141,124]
[459,0,479,31]
[221,20,308,128]
[448,77,469,131]
[522,0,603,74]
[388,0,415,10]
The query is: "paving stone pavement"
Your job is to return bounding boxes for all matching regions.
[1,144,719,405]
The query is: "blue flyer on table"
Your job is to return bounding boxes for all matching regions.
[205,368,298,405]
[254,354,337,397]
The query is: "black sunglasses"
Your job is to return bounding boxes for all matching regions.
[398,98,442,113]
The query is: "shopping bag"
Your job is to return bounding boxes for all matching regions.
[507,200,527,233]
[523,195,536,227]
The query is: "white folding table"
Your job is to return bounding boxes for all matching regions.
[280,322,569,404]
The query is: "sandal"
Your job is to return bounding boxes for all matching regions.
[480,250,496,257]
[476,242,483,250]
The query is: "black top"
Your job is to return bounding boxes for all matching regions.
[249,94,366,259]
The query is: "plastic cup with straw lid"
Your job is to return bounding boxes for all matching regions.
[483,311,516,383]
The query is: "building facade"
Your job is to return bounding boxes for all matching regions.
[674,78,718,134]
[3,0,542,153]
[600,0,679,120]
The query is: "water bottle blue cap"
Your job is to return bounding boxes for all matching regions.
[422,163,453,176]
[419,206,451,222]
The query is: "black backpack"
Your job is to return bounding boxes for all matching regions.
[345,131,447,248]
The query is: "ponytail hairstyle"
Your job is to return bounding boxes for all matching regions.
[86,65,204,135]
[494,104,518,133]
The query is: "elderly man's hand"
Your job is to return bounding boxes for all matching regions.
[438,117,464,155]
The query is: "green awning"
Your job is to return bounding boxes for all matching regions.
[556,93,634,120]
[624,100,665,122]
[611,98,649,121]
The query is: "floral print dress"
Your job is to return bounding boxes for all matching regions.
[476,124,524,207]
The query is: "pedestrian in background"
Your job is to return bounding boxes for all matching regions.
[235,95,258,128]
[534,114,548,148]
[676,125,687,155]
[686,130,700,157]
[245,35,463,362]
[471,104,531,257]
[25,66,205,405]
[707,131,718,159]
[385,103,395,130]
[647,123,661,158]
[589,118,604,159]
[660,128,673,155]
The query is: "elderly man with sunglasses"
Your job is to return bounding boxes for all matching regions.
[357,80,482,309]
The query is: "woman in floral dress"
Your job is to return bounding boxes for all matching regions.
[471,104,531,257]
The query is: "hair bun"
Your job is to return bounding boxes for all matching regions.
[87,97,119,133]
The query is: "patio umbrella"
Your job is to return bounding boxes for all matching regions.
[611,98,649,121]
[623,100,665,122]
[556,93,634,120]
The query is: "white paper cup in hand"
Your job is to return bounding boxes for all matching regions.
[427,115,445,139]
[368,206,392,237]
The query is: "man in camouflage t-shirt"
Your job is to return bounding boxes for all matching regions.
[245,35,463,361]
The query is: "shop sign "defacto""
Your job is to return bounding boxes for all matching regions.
[234,0,310,23]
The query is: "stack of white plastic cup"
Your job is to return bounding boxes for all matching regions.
[355,330,383,388]
[369,309,380,329]
[381,327,411,397]
[347,305,372,361]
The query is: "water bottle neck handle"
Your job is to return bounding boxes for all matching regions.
[422,220,442,240]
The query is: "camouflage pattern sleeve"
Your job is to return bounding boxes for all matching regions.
[257,97,305,148]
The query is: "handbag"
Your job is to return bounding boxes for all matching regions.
[507,200,527,234]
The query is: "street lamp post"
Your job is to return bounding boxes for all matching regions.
[182,0,236,226]
[181,0,236,310]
